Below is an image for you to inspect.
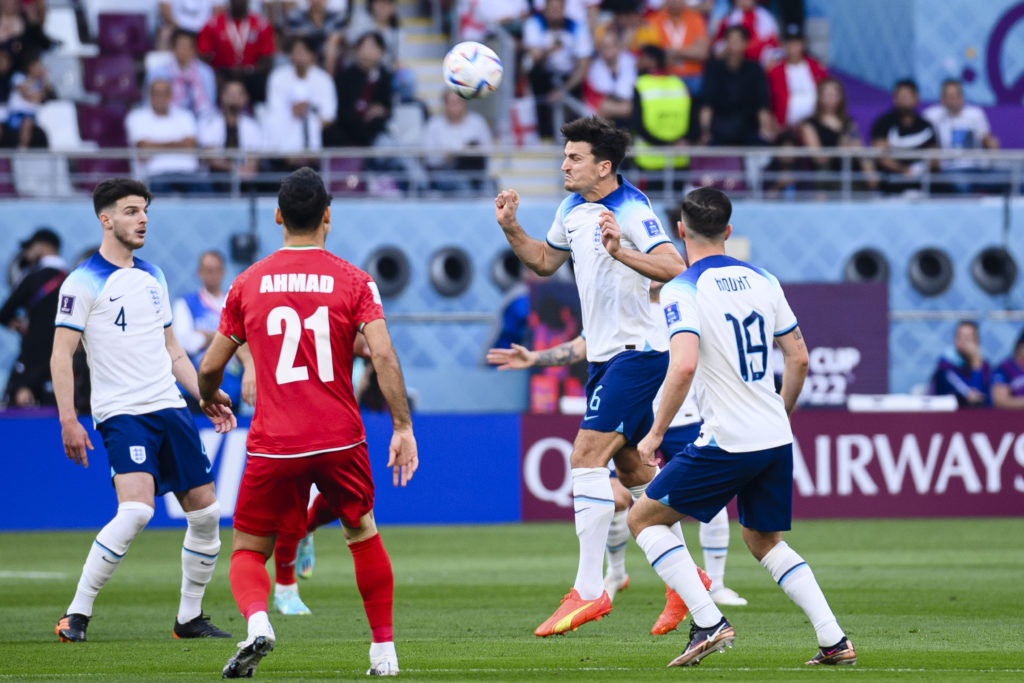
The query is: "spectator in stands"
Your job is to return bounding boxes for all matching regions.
[991,330,1024,409]
[923,78,1001,194]
[635,0,709,95]
[157,0,225,50]
[712,0,780,67]
[583,27,636,123]
[532,0,602,33]
[0,227,67,407]
[800,76,877,192]
[767,24,825,132]
[265,36,336,166]
[698,25,775,146]
[931,320,991,408]
[870,78,938,195]
[198,78,263,186]
[630,45,691,191]
[148,29,218,120]
[325,30,392,147]
[423,89,493,195]
[347,0,401,70]
[457,0,529,43]
[197,0,276,102]
[126,78,205,194]
[0,46,12,103]
[523,0,593,139]
[2,51,52,149]
[285,0,349,74]
[0,0,51,72]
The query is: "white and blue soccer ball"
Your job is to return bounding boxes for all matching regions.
[442,41,503,100]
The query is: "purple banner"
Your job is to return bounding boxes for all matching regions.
[783,282,888,406]
[521,410,1024,520]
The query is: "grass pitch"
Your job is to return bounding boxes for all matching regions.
[1,518,1023,681]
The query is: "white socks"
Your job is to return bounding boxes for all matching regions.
[571,468,615,600]
[67,502,153,617]
[247,610,275,642]
[179,502,221,624]
[636,525,722,628]
[604,508,629,580]
[700,508,730,588]
[627,476,686,558]
[760,541,844,646]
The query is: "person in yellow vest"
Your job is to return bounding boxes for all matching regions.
[632,45,692,189]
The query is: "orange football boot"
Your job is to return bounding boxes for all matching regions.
[651,567,713,636]
[534,588,612,637]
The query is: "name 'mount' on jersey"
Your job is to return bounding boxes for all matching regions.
[259,273,336,293]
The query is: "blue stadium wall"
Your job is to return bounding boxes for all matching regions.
[0,197,1020,412]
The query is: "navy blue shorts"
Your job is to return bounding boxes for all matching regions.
[646,442,793,532]
[96,407,213,497]
[659,422,701,463]
[582,350,669,445]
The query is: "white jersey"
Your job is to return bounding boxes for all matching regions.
[546,177,672,362]
[55,252,185,423]
[659,255,797,452]
[648,302,700,428]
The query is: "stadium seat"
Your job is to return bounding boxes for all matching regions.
[98,13,150,56]
[82,56,141,103]
[0,158,16,197]
[75,102,128,147]
[42,54,94,103]
[75,158,132,192]
[387,103,426,146]
[43,6,99,57]
[84,0,161,42]
[37,100,98,151]
[688,156,747,193]
[13,155,77,198]
[328,157,367,196]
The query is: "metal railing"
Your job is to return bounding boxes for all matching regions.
[1,145,1023,201]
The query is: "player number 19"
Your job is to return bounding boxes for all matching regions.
[267,305,334,385]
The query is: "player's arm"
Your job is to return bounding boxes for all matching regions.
[637,331,698,466]
[361,318,418,487]
[486,335,587,370]
[775,325,809,416]
[599,210,686,282]
[236,343,256,406]
[51,326,93,468]
[495,189,571,276]
[170,326,237,433]
[991,382,1024,409]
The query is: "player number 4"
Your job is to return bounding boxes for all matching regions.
[267,305,334,384]
[114,306,126,332]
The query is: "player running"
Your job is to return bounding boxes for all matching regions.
[198,168,417,678]
[495,116,691,637]
[52,178,236,643]
[630,187,855,667]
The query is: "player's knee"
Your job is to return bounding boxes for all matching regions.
[121,501,155,531]
[626,503,651,538]
[343,514,378,544]
[184,501,221,551]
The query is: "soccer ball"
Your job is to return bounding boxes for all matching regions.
[442,41,503,100]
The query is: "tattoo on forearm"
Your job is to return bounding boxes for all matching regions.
[536,343,579,367]
[793,328,803,340]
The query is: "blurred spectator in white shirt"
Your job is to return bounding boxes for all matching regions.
[424,89,493,194]
[523,0,593,138]
[157,0,225,50]
[285,0,349,74]
[532,0,601,33]
[198,79,263,182]
[923,78,999,175]
[457,0,528,42]
[265,36,337,156]
[126,79,203,192]
[147,29,218,119]
[583,28,636,124]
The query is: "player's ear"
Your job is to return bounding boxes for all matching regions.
[322,206,331,234]
[724,224,733,241]
[274,208,284,226]
[676,220,686,239]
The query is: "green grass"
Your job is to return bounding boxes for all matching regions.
[2,518,1023,681]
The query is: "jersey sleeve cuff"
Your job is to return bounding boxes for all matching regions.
[774,321,798,336]
[643,239,672,254]
[229,334,244,345]
[546,238,571,252]
[55,322,84,332]
[670,327,699,338]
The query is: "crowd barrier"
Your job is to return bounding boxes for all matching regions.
[3,409,1020,531]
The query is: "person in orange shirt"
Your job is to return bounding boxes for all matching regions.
[636,0,709,94]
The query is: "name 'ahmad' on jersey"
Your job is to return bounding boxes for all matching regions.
[660,255,798,452]
[219,246,385,457]
[546,177,671,362]
[54,252,185,423]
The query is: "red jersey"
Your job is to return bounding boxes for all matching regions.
[197,12,275,69]
[219,246,384,457]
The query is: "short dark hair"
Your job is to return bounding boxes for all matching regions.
[170,28,196,47]
[680,187,732,239]
[941,78,962,92]
[639,44,666,70]
[354,31,387,52]
[199,250,225,265]
[560,116,631,173]
[1014,327,1024,352]
[724,24,750,42]
[894,78,918,94]
[93,177,152,216]
[278,167,331,233]
[286,35,316,55]
[956,319,979,333]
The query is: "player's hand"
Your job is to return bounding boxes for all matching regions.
[387,427,418,487]
[637,432,662,468]
[241,368,257,407]
[486,343,536,370]
[494,189,520,230]
[200,389,237,433]
[61,418,94,468]
[599,210,622,258]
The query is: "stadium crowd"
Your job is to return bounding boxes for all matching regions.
[0,0,1013,196]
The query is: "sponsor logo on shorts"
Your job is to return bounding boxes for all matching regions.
[129,445,147,464]
[59,295,75,315]
[643,219,661,237]
[664,302,681,325]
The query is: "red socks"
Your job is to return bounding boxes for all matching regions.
[230,549,271,620]
[273,536,298,585]
[307,493,336,533]
[350,534,394,642]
